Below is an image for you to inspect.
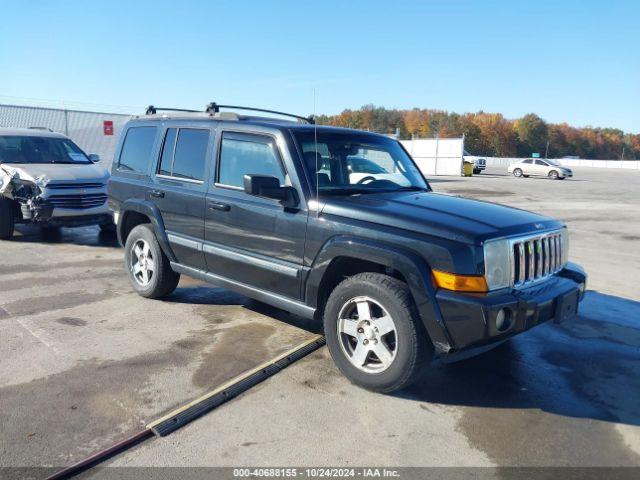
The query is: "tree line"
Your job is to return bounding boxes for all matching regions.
[316,105,639,160]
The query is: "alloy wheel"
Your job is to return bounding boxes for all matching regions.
[337,296,398,373]
[130,239,155,287]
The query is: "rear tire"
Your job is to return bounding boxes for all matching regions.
[124,224,180,298]
[0,198,15,240]
[323,272,432,393]
[513,168,523,178]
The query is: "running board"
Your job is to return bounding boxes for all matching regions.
[170,262,315,319]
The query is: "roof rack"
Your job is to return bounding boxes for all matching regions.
[145,105,199,115]
[145,103,315,124]
[205,103,315,124]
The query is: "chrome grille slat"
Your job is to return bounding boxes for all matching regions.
[46,193,107,210]
[511,230,566,287]
[46,182,104,190]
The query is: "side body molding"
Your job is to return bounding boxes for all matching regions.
[118,199,177,263]
[305,236,453,354]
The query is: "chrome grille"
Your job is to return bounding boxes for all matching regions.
[46,182,104,190]
[47,193,108,209]
[512,231,565,287]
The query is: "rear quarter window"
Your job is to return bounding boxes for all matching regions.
[118,126,158,174]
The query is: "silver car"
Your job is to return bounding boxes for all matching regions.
[0,128,113,239]
[508,158,573,180]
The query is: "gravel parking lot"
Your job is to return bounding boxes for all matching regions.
[1,166,639,473]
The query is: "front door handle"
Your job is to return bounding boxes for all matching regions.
[149,189,165,198]
[208,202,230,212]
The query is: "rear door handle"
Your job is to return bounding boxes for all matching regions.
[208,202,230,212]
[149,189,165,198]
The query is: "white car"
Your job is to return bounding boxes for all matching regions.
[0,128,113,239]
[508,158,573,180]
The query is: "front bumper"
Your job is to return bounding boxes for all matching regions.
[435,262,586,354]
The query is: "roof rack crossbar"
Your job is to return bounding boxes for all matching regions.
[146,105,200,115]
[205,103,315,124]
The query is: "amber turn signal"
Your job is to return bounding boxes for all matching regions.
[432,269,488,292]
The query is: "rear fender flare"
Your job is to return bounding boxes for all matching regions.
[118,199,176,262]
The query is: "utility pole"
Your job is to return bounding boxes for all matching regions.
[545,140,550,159]
[621,146,625,160]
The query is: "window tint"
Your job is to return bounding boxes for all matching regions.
[172,129,209,181]
[218,134,285,188]
[535,160,546,165]
[118,127,157,173]
[523,159,533,164]
[158,128,177,176]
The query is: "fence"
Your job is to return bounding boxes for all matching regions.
[0,104,132,167]
[463,156,640,171]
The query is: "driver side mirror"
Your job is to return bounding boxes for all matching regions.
[243,174,299,208]
[88,154,100,163]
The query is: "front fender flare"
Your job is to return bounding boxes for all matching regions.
[305,236,453,354]
[118,199,176,263]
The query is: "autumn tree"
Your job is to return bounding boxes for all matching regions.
[317,105,638,159]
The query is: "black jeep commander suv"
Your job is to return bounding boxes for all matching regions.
[108,103,587,393]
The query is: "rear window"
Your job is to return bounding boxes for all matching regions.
[118,126,158,173]
[156,128,209,182]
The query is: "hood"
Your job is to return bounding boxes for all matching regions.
[0,163,110,186]
[321,191,563,245]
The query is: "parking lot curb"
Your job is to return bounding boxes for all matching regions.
[147,334,326,436]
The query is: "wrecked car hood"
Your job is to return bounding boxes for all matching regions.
[0,163,110,186]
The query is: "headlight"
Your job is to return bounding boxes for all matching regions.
[484,239,511,290]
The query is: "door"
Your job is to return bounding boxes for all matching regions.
[520,159,535,175]
[535,159,549,176]
[204,130,307,300]
[148,126,211,270]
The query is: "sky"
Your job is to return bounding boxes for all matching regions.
[0,0,638,132]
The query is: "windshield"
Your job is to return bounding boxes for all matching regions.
[0,136,91,165]
[546,159,562,166]
[293,131,429,195]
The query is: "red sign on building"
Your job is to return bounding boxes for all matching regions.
[103,120,114,136]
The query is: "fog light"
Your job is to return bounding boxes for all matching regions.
[495,308,512,332]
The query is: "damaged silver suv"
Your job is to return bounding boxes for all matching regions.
[0,128,113,239]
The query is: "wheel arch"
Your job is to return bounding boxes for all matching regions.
[118,199,176,262]
[305,236,453,354]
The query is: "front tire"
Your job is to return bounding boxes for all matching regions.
[124,224,180,298]
[323,272,431,393]
[513,168,523,178]
[0,198,15,240]
[548,170,559,180]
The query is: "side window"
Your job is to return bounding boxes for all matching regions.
[118,126,157,173]
[218,133,285,188]
[535,160,546,166]
[156,128,209,182]
[158,128,177,176]
[523,159,533,164]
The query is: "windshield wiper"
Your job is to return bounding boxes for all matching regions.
[391,186,430,192]
[319,187,379,196]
